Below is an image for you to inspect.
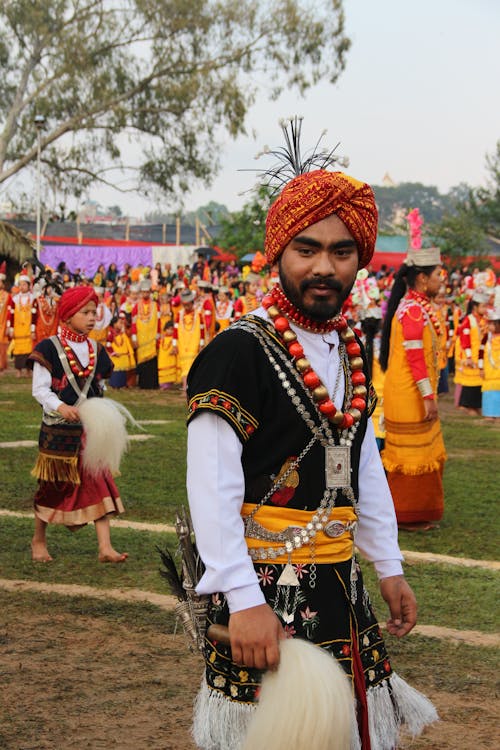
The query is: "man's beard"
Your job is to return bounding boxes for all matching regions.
[279,265,352,322]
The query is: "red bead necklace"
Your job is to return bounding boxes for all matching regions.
[59,327,95,378]
[262,287,367,430]
[59,325,87,343]
[269,285,345,333]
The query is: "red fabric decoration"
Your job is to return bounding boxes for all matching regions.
[265,170,378,269]
[58,286,98,322]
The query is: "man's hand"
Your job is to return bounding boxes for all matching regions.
[380,575,417,638]
[229,603,285,671]
[423,398,438,422]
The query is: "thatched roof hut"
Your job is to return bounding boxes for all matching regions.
[0,220,37,265]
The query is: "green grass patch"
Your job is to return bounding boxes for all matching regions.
[0,587,175,632]
[362,561,500,633]
[386,632,499,696]
[0,515,178,595]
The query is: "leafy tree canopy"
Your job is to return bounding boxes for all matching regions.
[216,185,271,256]
[431,142,500,259]
[0,0,350,200]
[469,140,500,238]
[373,182,459,231]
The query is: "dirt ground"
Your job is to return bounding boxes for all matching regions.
[1,605,498,750]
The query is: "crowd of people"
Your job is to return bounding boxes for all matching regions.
[0,255,265,392]
[0,253,498,407]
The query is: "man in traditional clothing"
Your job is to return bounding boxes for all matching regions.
[7,274,35,377]
[130,279,160,389]
[185,122,437,750]
[0,263,12,373]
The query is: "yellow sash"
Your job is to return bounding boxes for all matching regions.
[241,503,357,564]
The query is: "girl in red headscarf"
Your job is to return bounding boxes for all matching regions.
[28,286,128,563]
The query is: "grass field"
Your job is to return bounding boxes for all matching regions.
[0,369,499,749]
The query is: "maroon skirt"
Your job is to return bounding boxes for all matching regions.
[34,456,124,527]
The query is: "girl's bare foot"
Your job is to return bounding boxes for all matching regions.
[31,540,53,562]
[98,549,128,563]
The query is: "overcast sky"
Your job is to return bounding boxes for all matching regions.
[86,0,500,217]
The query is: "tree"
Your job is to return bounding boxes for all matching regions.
[470,140,500,238]
[431,209,488,259]
[372,182,457,231]
[215,186,270,256]
[0,0,350,200]
[431,142,500,260]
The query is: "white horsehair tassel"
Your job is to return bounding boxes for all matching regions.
[242,636,353,750]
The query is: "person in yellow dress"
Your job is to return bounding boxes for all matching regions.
[481,308,500,421]
[233,273,260,319]
[360,308,385,450]
[431,284,451,395]
[158,319,179,390]
[379,246,447,531]
[130,279,160,389]
[215,285,234,332]
[454,289,490,415]
[106,313,136,388]
[0,263,12,373]
[7,274,35,378]
[173,289,205,392]
[88,286,112,345]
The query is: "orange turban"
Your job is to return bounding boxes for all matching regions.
[265,170,378,269]
[59,286,98,322]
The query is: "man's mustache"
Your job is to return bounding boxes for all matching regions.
[300,277,343,294]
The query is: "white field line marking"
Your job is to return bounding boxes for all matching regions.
[0,577,498,648]
[401,549,500,571]
[1,509,498,570]
[0,440,37,448]
[0,577,176,610]
[137,420,170,425]
[0,509,175,533]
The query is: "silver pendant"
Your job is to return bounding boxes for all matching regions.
[324,520,347,538]
[325,446,350,488]
[277,563,300,587]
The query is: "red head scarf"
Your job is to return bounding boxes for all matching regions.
[265,170,378,269]
[58,286,98,322]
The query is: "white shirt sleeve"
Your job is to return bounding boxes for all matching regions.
[186,412,265,613]
[32,361,64,413]
[32,339,90,414]
[355,419,404,579]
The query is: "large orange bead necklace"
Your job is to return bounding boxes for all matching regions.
[262,287,368,431]
[59,327,95,378]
